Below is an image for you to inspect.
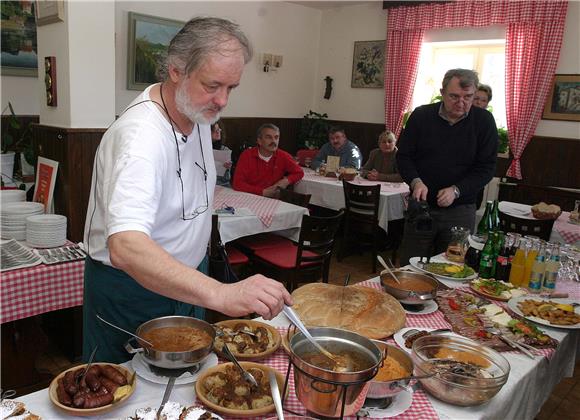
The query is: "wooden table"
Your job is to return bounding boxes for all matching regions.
[294,169,409,232]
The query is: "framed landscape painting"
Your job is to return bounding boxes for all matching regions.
[351,40,385,88]
[1,1,38,77]
[542,74,580,122]
[127,12,184,90]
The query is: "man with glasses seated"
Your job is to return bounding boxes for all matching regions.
[83,17,292,364]
[232,123,303,198]
[396,68,498,266]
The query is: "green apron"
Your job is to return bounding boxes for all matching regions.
[82,256,208,363]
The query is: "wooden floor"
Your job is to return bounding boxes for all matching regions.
[32,249,580,419]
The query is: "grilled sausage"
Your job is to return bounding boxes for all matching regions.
[72,387,90,408]
[56,378,73,406]
[85,371,101,392]
[101,365,127,385]
[83,392,114,409]
[100,376,120,394]
[63,370,78,396]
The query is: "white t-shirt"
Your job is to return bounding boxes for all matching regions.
[84,84,216,268]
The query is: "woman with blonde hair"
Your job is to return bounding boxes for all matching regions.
[361,130,403,182]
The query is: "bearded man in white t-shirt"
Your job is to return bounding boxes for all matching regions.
[83,17,292,363]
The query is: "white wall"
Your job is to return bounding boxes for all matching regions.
[1,76,40,115]
[313,2,387,123]
[114,1,321,118]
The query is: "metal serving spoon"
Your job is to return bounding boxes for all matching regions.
[221,343,259,388]
[269,370,284,420]
[377,255,401,284]
[96,314,154,348]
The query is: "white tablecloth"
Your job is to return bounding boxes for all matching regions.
[293,169,409,232]
[214,189,309,243]
[257,276,579,420]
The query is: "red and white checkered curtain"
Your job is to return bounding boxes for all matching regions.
[384,0,568,178]
[505,20,567,178]
[384,29,423,137]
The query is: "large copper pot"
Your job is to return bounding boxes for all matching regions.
[289,327,382,418]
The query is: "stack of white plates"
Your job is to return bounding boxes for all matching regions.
[1,202,45,240]
[1,189,26,204]
[26,215,67,248]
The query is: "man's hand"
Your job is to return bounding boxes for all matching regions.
[263,185,280,198]
[412,181,428,201]
[223,161,232,169]
[437,186,456,207]
[274,177,290,189]
[216,274,293,320]
[367,169,379,181]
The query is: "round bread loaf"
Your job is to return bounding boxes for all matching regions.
[291,283,406,338]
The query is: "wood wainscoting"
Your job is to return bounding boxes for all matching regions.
[8,116,578,242]
[33,124,104,242]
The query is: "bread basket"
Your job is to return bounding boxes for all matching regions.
[531,202,561,220]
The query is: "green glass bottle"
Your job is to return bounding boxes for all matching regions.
[478,232,497,279]
[491,200,501,231]
[477,201,493,237]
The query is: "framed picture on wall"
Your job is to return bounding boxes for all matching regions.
[542,74,580,122]
[1,1,38,77]
[35,0,64,26]
[351,40,385,88]
[127,12,184,90]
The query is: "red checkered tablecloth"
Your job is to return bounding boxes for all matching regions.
[213,186,281,227]
[210,327,438,420]
[0,260,84,324]
[553,211,580,245]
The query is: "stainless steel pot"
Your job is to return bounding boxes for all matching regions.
[380,270,438,305]
[289,327,382,418]
[366,341,414,399]
[125,315,215,369]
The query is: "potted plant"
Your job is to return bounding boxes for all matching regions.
[497,127,509,155]
[1,102,36,185]
[297,110,330,150]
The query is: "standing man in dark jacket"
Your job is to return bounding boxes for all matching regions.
[396,68,497,265]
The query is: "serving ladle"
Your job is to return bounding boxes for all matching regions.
[96,314,154,348]
[283,305,351,371]
[377,255,401,284]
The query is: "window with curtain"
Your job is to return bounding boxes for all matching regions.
[411,40,506,128]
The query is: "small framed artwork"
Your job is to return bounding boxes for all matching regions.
[1,1,38,76]
[35,0,64,26]
[127,12,184,90]
[542,74,580,122]
[351,40,385,88]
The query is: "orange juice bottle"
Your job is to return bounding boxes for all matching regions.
[522,238,540,288]
[508,238,526,286]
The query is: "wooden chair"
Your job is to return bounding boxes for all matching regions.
[498,210,555,242]
[279,188,312,208]
[250,211,344,292]
[338,180,381,272]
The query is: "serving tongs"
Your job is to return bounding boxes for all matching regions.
[221,343,259,388]
[485,327,537,359]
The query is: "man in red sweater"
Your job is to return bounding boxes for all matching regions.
[233,123,304,197]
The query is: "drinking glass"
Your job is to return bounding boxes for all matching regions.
[446,226,470,263]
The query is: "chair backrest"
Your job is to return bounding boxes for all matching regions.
[498,210,555,241]
[342,180,380,226]
[279,188,312,208]
[295,210,344,268]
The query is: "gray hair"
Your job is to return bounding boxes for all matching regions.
[158,16,252,80]
[477,84,493,101]
[441,69,479,91]
[257,123,279,138]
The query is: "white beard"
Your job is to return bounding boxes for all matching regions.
[175,81,221,125]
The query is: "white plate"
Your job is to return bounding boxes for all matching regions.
[403,299,438,316]
[131,352,218,385]
[409,257,477,282]
[507,296,580,330]
[360,388,412,418]
[393,327,461,354]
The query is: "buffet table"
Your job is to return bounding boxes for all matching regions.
[257,277,580,420]
[294,169,409,232]
[499,201,580,246]
[214,186,309,243]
